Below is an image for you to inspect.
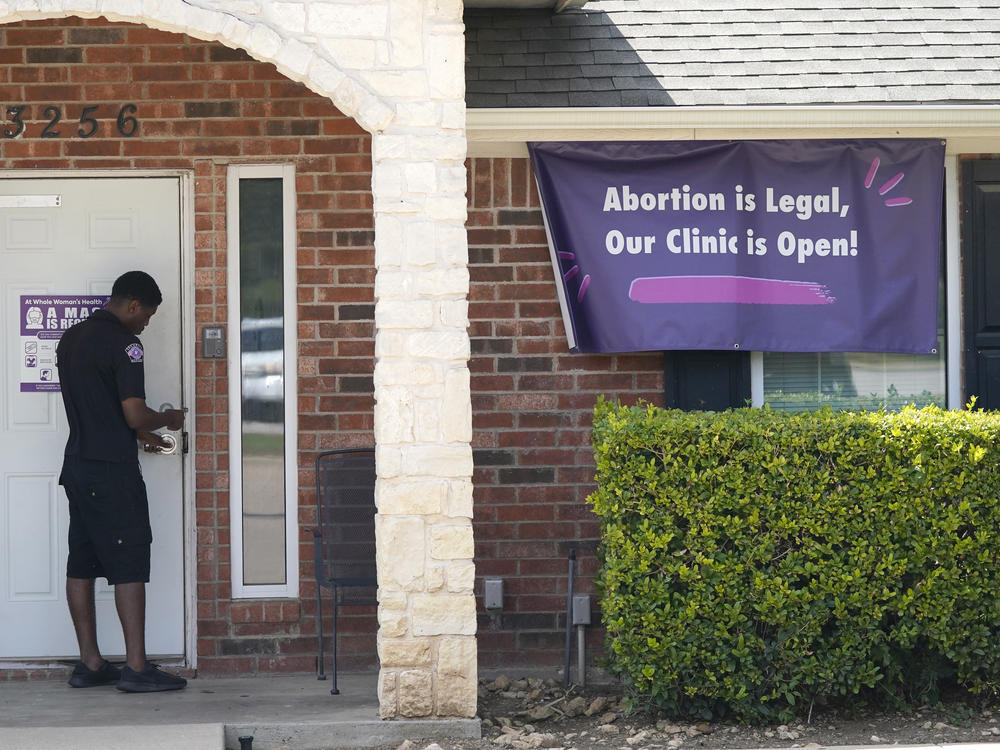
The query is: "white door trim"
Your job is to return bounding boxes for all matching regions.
[0,168,197,668]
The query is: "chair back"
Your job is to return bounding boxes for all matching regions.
[315,448,377,598]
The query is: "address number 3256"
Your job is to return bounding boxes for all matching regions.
[3,104,139,139]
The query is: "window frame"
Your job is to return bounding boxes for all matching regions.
[226,163,299,599]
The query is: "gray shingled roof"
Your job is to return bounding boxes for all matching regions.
[465,0,1000,107]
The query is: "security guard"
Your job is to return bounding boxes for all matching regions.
[57,270,188,693]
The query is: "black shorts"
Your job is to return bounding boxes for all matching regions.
[60,456,152,585]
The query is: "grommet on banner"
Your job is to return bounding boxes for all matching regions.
[733,343,740,349]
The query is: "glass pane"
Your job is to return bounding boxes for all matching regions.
[763,347,945,411]
[239,178,286,585]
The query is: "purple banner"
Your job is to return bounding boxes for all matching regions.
[529,140,945,353]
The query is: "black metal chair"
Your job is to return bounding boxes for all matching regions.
[311,448,378,694]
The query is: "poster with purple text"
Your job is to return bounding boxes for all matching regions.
[528,140,945,353]
[19,295,107,392]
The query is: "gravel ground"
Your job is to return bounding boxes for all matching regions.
[376,675,1000,750]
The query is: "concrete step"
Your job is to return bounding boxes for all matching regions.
[0,723,225,750]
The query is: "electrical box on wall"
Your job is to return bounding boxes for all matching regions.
[202,327,225,358]
[484,578,503,610]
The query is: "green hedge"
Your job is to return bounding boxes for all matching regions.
[589,399,1000,722]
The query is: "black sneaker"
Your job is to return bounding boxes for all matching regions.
[115,662,187,693]
[68,659,122,688]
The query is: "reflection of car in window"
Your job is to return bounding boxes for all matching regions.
[241,317,283,422]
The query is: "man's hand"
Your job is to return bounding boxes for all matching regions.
[122,398,187,432]
[138,430,170,453]
[163,408,186,431]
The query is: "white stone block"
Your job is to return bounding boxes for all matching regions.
[398,670,434,717]
[180,3,227,36]
[388,0,423,67]
[378,589,408,610]
[378,638,432,667]
[395,101,442,128]
[429,524,474,560]
[320,37,377,70]
[404,221,437,267]
[447,479,474,519]
[406,330,470,360]
[447,560,476,593]
[306,57,347,96]
[363,70,429,99]
[411,593,476,635]
[424,195,468,222]
[435,0,463,22]
[439,165,468,194]
[426,32,466,99]
[374,387,414,442]
[269,2,305,33]
[373,358,438,387]
[437,636,477,677]
[401,444,473,478]
[442,368,472,442]
[359,98,394,133]
[247,21,283,59]
[378,608,408,638]
[372,163,404,203]
[403,133,466,160]
[376,516,425,590]
[378,670,398,719]
[309,2,388,37]
[436,225,469,266]
[376,299,434,329]
[440,100,466,130]
[374,330,408,358]
[375,445,402,478]
[274,38,314,77]
[414,398,442,442]
[404,162,438,194]
[378,478,445,515]
[437,300,469,329]
[426,564,446,592]
[373,215,405,268]
[415,267,469,297]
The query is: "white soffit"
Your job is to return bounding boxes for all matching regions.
[466,106,1000,157]
[464,0,588,8]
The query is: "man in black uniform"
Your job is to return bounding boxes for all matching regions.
[57,270,188,693]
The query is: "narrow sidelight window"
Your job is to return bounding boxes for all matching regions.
[228,164,298,598]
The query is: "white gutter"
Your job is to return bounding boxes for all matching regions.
[467,105,1000,156]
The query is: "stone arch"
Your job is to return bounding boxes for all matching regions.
[0,0,394,133]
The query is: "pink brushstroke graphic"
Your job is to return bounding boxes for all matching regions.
[558,251,575,260]
[865,158,912,207]
[629,275,836,305]
[878,172,905,195]
[577,275,591,302]
[563,265,580,281]
[864,157,880,189]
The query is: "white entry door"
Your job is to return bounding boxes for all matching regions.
[0,177,185,660]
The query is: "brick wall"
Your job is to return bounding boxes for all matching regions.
[466,157,665,668]
[0,17,377,676]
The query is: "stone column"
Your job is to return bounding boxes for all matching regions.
[371,0,477,720]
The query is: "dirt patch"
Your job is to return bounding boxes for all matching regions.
[380,675,1000,750]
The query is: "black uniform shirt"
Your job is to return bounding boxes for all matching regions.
[56,309,146,462]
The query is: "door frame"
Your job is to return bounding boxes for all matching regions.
[0,168,197,667]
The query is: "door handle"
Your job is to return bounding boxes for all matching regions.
[159,434,178,455]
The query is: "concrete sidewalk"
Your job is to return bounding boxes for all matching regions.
[0,671,481,750]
